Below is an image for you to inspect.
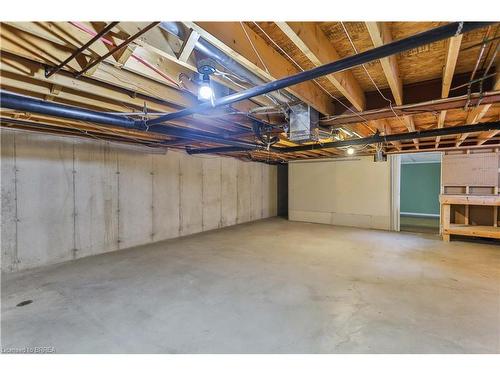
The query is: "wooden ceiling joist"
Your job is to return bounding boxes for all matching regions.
[369,119,402,150]
[435,110,447,148]
[366,22,419,149]
[275,22,366,111]
[2,21,500,162]
[457,69,500,146]
[442,37,463,148]
[365,22,403,106]
[442,34,464,99]
[176,28,200,62]
[436,33,463,148]
[186,22,336,115]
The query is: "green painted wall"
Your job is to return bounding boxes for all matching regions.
[401,163,441,215]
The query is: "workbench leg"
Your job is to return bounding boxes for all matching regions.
[442,204,451,242]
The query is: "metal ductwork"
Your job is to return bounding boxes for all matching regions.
[160,22,293,104]
[148,22,494,125]
[288,103,319,143]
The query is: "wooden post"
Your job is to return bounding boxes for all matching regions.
[442,203,451,242]
[465,186,470,225]
[494,186,499,227]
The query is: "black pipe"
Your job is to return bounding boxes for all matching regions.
[4,91,498,156]
[279,121,500,153]
[0,90,264,149]
[147,22,494,125]
[1,90,139,128]
[45,22,119,78]
[187,121,500,154]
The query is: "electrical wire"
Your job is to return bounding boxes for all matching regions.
[240,22,270,75]
[238,22,289,111]
[336,22,408,132]
[214,69,249,90]
[239,22,315,140]
[249,22,380,154]
[477,43,499,107]
[464,26,493,110]
[250,22,376,137]
[79,120,168,148]
[479,24,499,72]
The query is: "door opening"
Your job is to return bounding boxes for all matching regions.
[399,153,441,234]
[277,164,288,218]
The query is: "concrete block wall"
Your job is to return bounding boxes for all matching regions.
[1,129,277,272]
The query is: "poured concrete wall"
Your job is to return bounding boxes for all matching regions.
[1,130,277,272]
[288,157,391,230]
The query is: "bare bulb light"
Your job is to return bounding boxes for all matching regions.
[347,147,355,155]
[198,84,213,100]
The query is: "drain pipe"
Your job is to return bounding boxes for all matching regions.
[160,22,293,104]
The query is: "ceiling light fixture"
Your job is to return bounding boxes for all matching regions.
[198,74,213,101]
[347,147,355,155]
[197,58,216,102]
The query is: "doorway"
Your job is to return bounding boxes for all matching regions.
[277,164,288,218]
[399,153,441,234]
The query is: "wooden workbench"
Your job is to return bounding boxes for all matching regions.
[440,194,500,241]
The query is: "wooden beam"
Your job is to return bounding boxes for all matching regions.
[459,70,500,146]
[275,22,366,111]
[1,114,171,142]
[403,115,419,149]
[442,34,463,98]
[0,54,256,135]
[115,45,136,66]
[321,91,500,127]
[435,35,462,148]
[0,22,272,111]
[365,22,403,106]
[435,110,447,148]
[477,129,500,145]
[176,28,200,62]
[369,119,401,150]
[2,22,111,58]
[186,22,336,115]
[0,36,195,109]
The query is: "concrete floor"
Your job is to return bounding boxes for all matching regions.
[400,216,440,234]
[2,218,499,353]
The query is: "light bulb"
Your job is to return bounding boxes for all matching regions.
[198,84,213,100]
[347,147,355,155]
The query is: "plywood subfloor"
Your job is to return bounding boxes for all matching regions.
[2,218,499,353]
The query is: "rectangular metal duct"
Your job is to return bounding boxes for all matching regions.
[289,104,319,143]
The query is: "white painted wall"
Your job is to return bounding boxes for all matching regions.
[288,157,391,230]
[1,129,277,272]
